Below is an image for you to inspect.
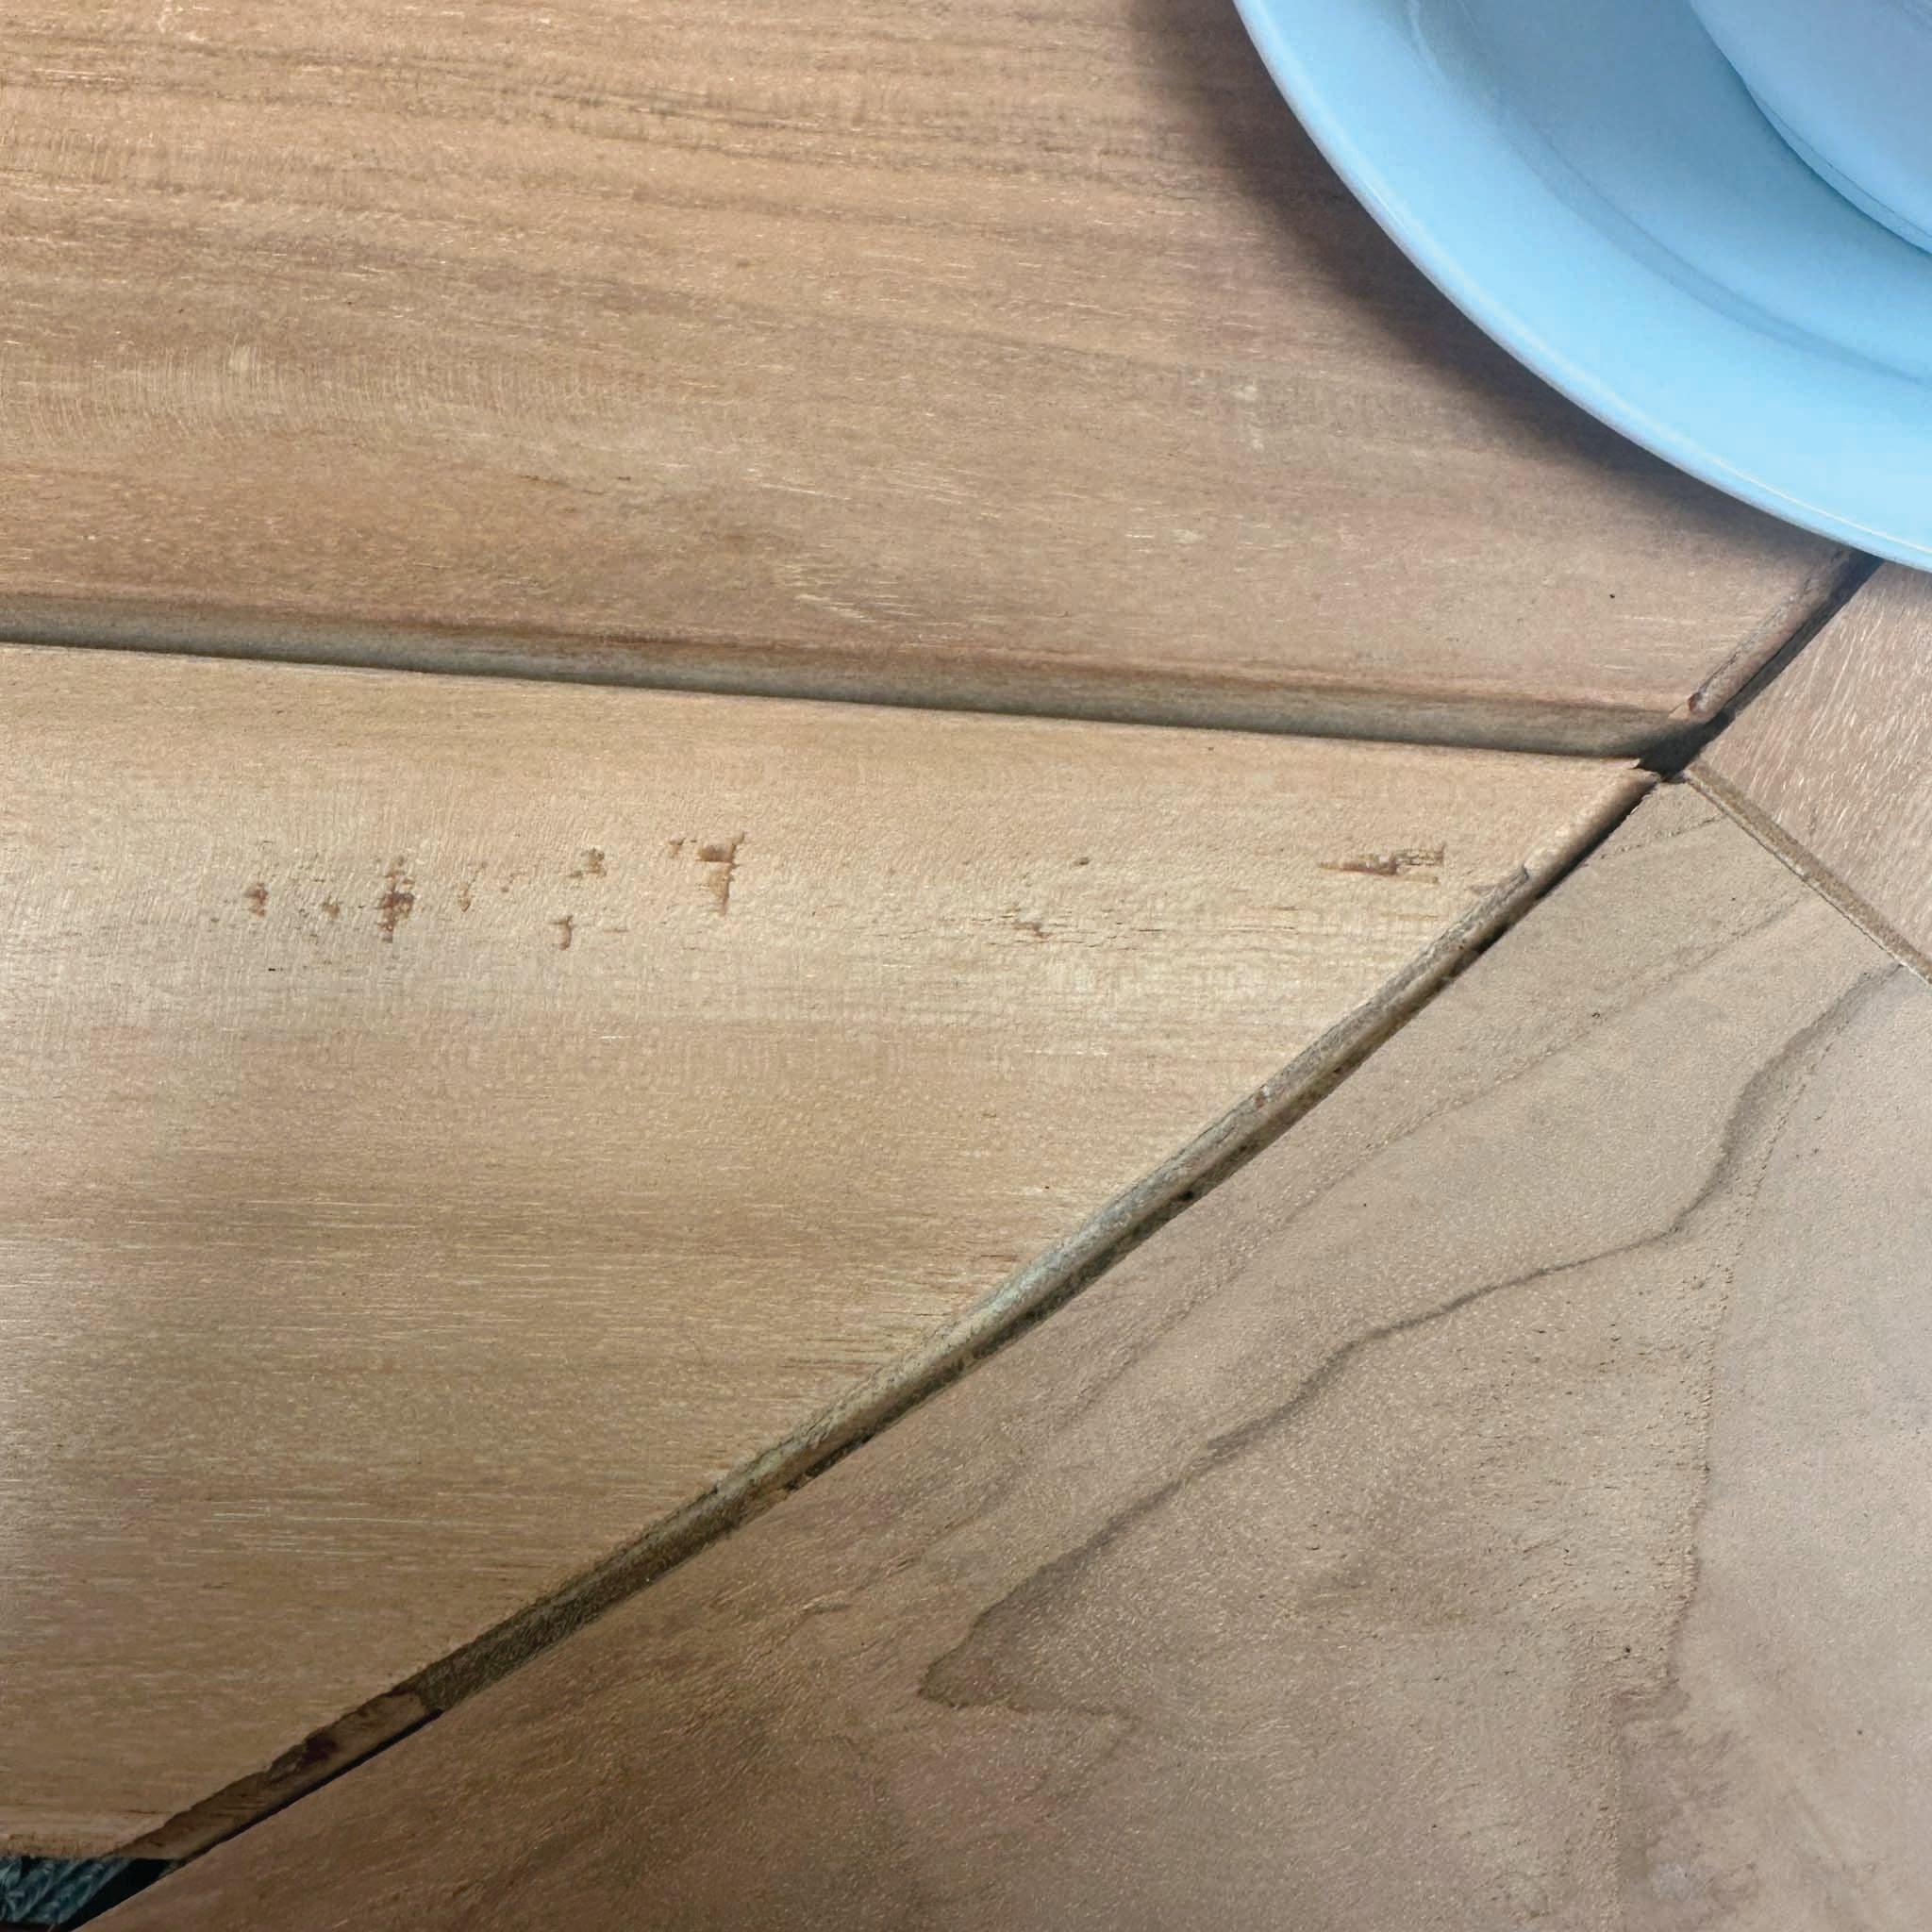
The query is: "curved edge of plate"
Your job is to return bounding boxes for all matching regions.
[1230,0,1931,570]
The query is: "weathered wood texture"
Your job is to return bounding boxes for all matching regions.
[1697,563,1932,974]
[0,0,1850,749]
[100,789,1932,1930]
[0,643,1640,1857]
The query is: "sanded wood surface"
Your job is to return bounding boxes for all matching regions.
[108,791,1932,1930]
[0,643,1641,1857]
[1,0,1850,749]
[1697,563,1932,974]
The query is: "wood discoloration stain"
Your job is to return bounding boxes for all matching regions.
[570,849,607,879]
[243,882,269,918]
[551,914,575,952]
[376,859,415,941]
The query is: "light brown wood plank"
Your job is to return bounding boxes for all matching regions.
[1696,563,1932,972]
[106,789,1932,1930]
[0,643,1640,1856]
[0,0,1850,750]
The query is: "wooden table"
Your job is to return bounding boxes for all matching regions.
[0,0,1923,1924]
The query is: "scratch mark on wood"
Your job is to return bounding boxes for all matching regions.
[696,837,743,914]
[1319,845,1446,881]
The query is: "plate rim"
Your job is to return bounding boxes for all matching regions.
[1231,0,1932,569]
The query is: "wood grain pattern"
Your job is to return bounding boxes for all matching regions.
[104,790,1932,1931]
[1697,563,1932,974]
[1620,964,1932,1926]
[0,642,1640,1857]
[0,0,1851,750]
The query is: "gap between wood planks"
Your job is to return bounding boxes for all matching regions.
[1665,554,1932,988]
[93,767,1656,1881]
[1689,763,1932,984]
[0,541,1873,765]
[1641,550,1879,775]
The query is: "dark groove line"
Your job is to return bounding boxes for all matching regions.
[0,613,1694,762]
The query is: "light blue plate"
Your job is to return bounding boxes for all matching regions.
[1232,0,1932,566]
